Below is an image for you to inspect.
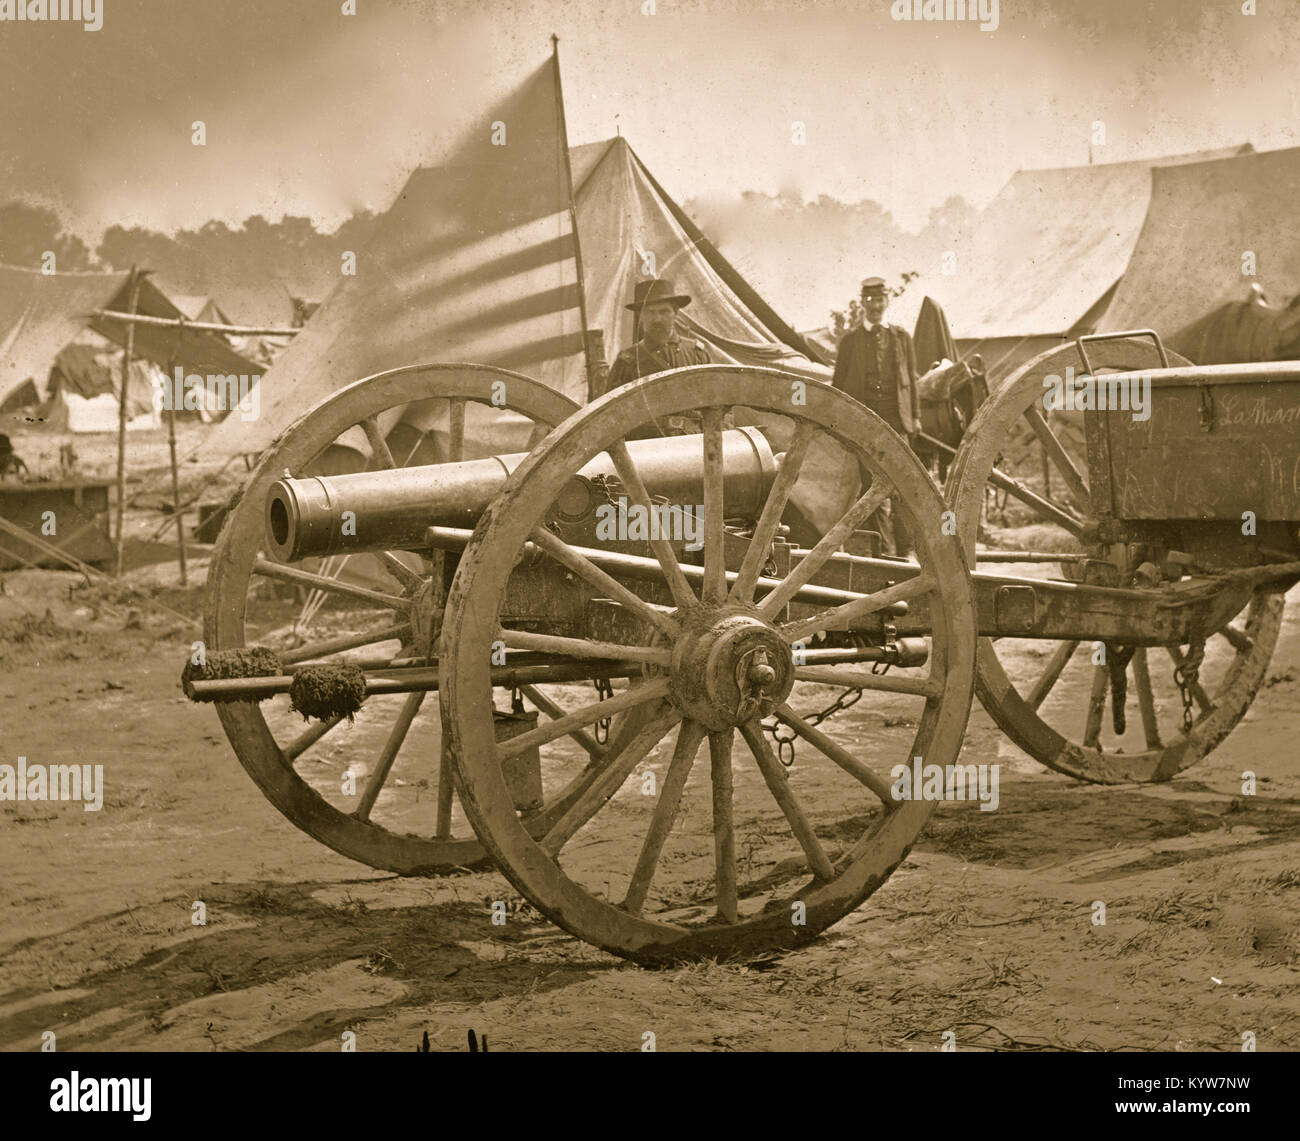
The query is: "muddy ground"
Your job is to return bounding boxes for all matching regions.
[1,555,1298,1053]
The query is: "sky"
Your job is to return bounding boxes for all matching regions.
[1,0,1298,314]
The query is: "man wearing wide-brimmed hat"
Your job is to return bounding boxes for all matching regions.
[831,276,920,554]
[606,278,712,393]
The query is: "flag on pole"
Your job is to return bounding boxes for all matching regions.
[209,55,586,457]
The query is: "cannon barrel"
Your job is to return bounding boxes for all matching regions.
[266,426,777,562]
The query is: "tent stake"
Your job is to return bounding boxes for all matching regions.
[113,269,142,578]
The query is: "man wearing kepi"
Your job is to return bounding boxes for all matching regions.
[830,276,921,555]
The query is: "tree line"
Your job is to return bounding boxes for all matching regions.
[0,202,377,302]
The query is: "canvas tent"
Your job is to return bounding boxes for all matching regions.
[204,280,298,332]
[160,281,297,366]
[209,280,300,357]
[573,137,827,378]
[0,264,262,429]
[171,294,231,326]
[913,144,1253,380]
[1098,145,1300,363]
[201,56,828,461]
[213,281,299,365]
[41,340,164,431]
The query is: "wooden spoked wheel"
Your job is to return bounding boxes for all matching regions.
[441,366,977,963]
[204,364,580,874]
[945,338,1284,783]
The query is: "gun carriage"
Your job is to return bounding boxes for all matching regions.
[190,335,1299,963]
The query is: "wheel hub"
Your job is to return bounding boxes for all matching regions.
[668,611,794,731]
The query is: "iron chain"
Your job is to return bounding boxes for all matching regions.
[763,684,866,767]
[1173,638,1206,735]
[593,677,615,744]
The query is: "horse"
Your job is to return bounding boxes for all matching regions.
[911,353,989,483]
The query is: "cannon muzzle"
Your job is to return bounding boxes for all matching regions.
[266,427,777,562]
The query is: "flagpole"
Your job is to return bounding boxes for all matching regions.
[551,34,598,401]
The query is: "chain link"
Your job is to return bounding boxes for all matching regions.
[763,684,865,767]
[1172,638,1206,735]
[590,473,625,509]
[593,677,615,744]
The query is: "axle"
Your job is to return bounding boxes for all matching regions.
[185,644,919,703]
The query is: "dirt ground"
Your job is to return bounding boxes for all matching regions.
[1,551,1298,1053]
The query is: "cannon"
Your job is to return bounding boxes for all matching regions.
[191,341,1299,963]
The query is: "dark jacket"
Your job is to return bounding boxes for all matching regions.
[606,335,711,391]
[830,322,919,434]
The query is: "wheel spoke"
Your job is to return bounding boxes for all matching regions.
[497,678,671,759]
[1025,639,1078,711]
[526,420,551,450]
[500,628,671,665]
[529,526,680,638]
[792,666,942,699]
[1131,648,1162,749]
[781,574,934,643]
[297,552,344,631]
[282,713,348,763]
[701,408,727,605]
[739,720,836,882]
[1218,623,1254,653]
[280,623,411,665]
[375,550,424,591]
[361,417,396,470]
[1022,406,1089,510]
[754,478,895,619]
[986,461,1089,538]
[397,429,427,468]
[608,441,698,611]
[623,720,706,915]
[1191,680,1212,713]
[709,729,739,923]
[729,422,815,604]
[516,709,653,838]
[519,685,603,761]
[435,737,455,839]
[447,397,466,463]
[355,691,424,821]
[1082,663,1108,748]
[773,704,895,805]
[540,708,682,856]
[254,557,409,611]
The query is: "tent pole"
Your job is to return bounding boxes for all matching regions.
[166,408,187,585]
[165,325,188,587]
[551,34,596,401]
[91,309,300,337]
[113,268,142,578]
